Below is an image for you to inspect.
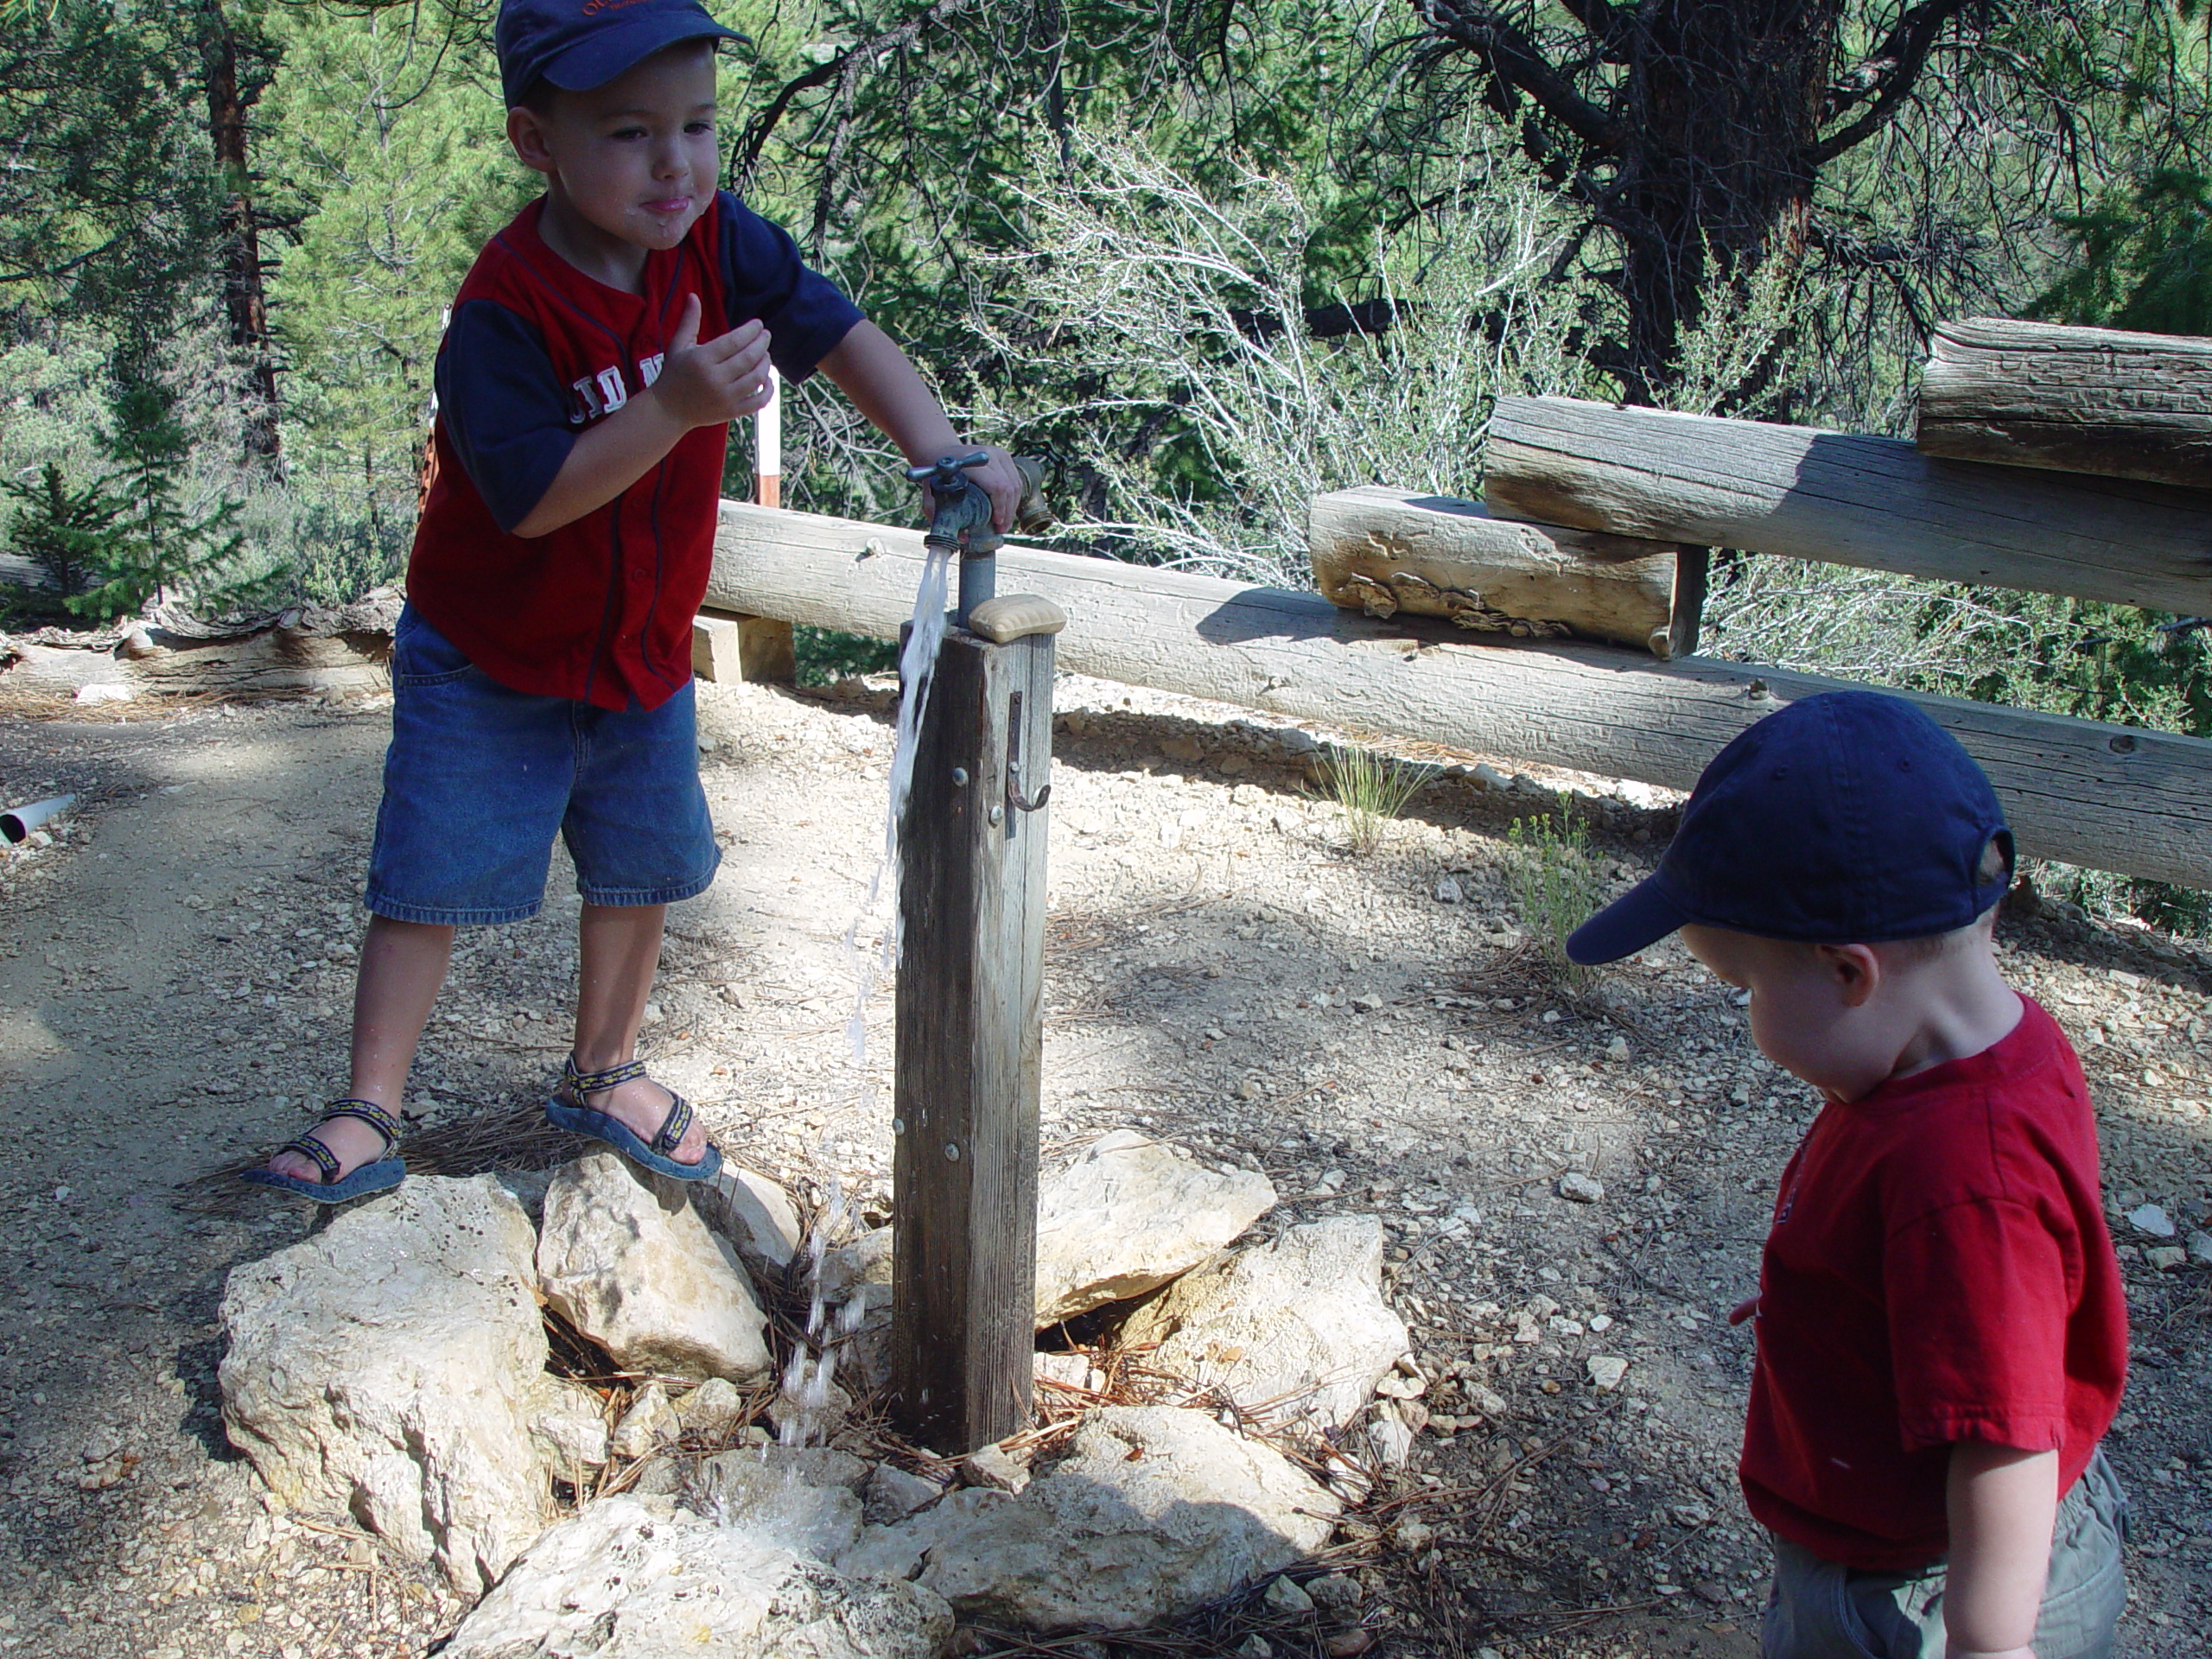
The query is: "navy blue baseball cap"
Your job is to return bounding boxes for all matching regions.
[497,0,747,109]
[1566,691,2014,965]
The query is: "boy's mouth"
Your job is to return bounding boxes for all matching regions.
[642,196,694,218]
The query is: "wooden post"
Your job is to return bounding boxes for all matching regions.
[692,609,797,684]
[890,621,1056,1454]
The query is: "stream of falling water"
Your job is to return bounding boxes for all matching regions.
[774,538,955,1448]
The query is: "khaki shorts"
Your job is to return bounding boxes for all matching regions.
[1761,1448,2127,1659]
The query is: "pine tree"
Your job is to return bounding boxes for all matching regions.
[66,378,245,621]
[1,463,124,609]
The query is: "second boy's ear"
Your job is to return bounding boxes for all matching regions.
[1815,943,1884,1008]
[506,106,557,175]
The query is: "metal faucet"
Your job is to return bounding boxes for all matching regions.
[906,451,1052,625]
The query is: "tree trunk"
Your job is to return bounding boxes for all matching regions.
[197,1,282,468]
[1610,1,1838,401]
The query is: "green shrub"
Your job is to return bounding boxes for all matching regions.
[2,461,121,608]
[1506,797,1609,991]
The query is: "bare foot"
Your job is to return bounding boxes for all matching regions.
[578,1070,710,1165]
[265,1113,392,1185]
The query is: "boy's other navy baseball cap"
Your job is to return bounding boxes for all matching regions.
[497,0,747,109]
[1566,690,2013,965]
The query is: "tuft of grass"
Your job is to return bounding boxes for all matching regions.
[1313,746,1437,855]
[1506,795,1610,990]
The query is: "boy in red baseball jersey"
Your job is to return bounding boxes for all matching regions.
[248,0,1020,1198]
[1569,693,2128,1659]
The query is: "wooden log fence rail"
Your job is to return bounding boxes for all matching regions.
[1305,486,1702,658]
[1482,395,2212,618]
[1916,317,2212,490]
[708,501,2212,892]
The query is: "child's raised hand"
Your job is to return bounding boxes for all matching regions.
[652,293,774,429]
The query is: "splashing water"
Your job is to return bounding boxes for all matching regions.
[776,539,956,1449]
[842,538,955,1102]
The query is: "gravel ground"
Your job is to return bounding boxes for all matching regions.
[0,668,2205,1658]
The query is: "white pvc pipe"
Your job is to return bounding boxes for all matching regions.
[3,795,74,843]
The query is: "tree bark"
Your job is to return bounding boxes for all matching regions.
[196,1,281,468]
[1412,1,1982,402]
[1608,1,1837,401]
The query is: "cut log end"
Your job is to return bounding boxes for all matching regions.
[1306,486,1686,656]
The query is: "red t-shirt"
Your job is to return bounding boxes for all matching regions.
[1739,996,2126,1569]
[408,192,861,710]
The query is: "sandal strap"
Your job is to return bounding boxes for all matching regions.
[321,1098,403,1148]
[651,1091,696,1156]
[563,1054,650,1098]
[276,1135,344,1184]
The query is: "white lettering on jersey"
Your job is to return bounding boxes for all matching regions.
[569,374,603,423]
[639,353,664,386]
[595,366,629,413]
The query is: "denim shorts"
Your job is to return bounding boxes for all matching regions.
[1761,1447,2128,1659]
[365,604,719,925]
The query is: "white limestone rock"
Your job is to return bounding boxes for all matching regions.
[219,1176,559,1592]
[2128,1202,2177,1239]
[703,1163,804,1270]
[1586,1355,1630,1392]
[531,1380,611,1471]
[537,1151,771,1382]
[916,1407,1340,1633]
[822,1226,894,1311]
[958,1442,1030,1495]
[819,1228,896,1390]
[609,1382,680,1459]
[440,1496,954,1659]
[864,1465,948,1526]
[675,1376,747,1440]
[692,1449,867,1560]
[1119,1216,1409,1433]
[1033,1130,1277,1325]
[1367,1406,1414,1470]
[839,1490,1014,1586]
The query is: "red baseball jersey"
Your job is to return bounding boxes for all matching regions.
[407,191,861,709]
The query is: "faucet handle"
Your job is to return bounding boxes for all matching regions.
[904,451,992,490]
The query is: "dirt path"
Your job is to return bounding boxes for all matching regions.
[0,672,2207,1658]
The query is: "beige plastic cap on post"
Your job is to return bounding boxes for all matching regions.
[965,594,1068,643]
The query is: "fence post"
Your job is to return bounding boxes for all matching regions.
[889,620,1056,1454]
[755,366,781,508]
